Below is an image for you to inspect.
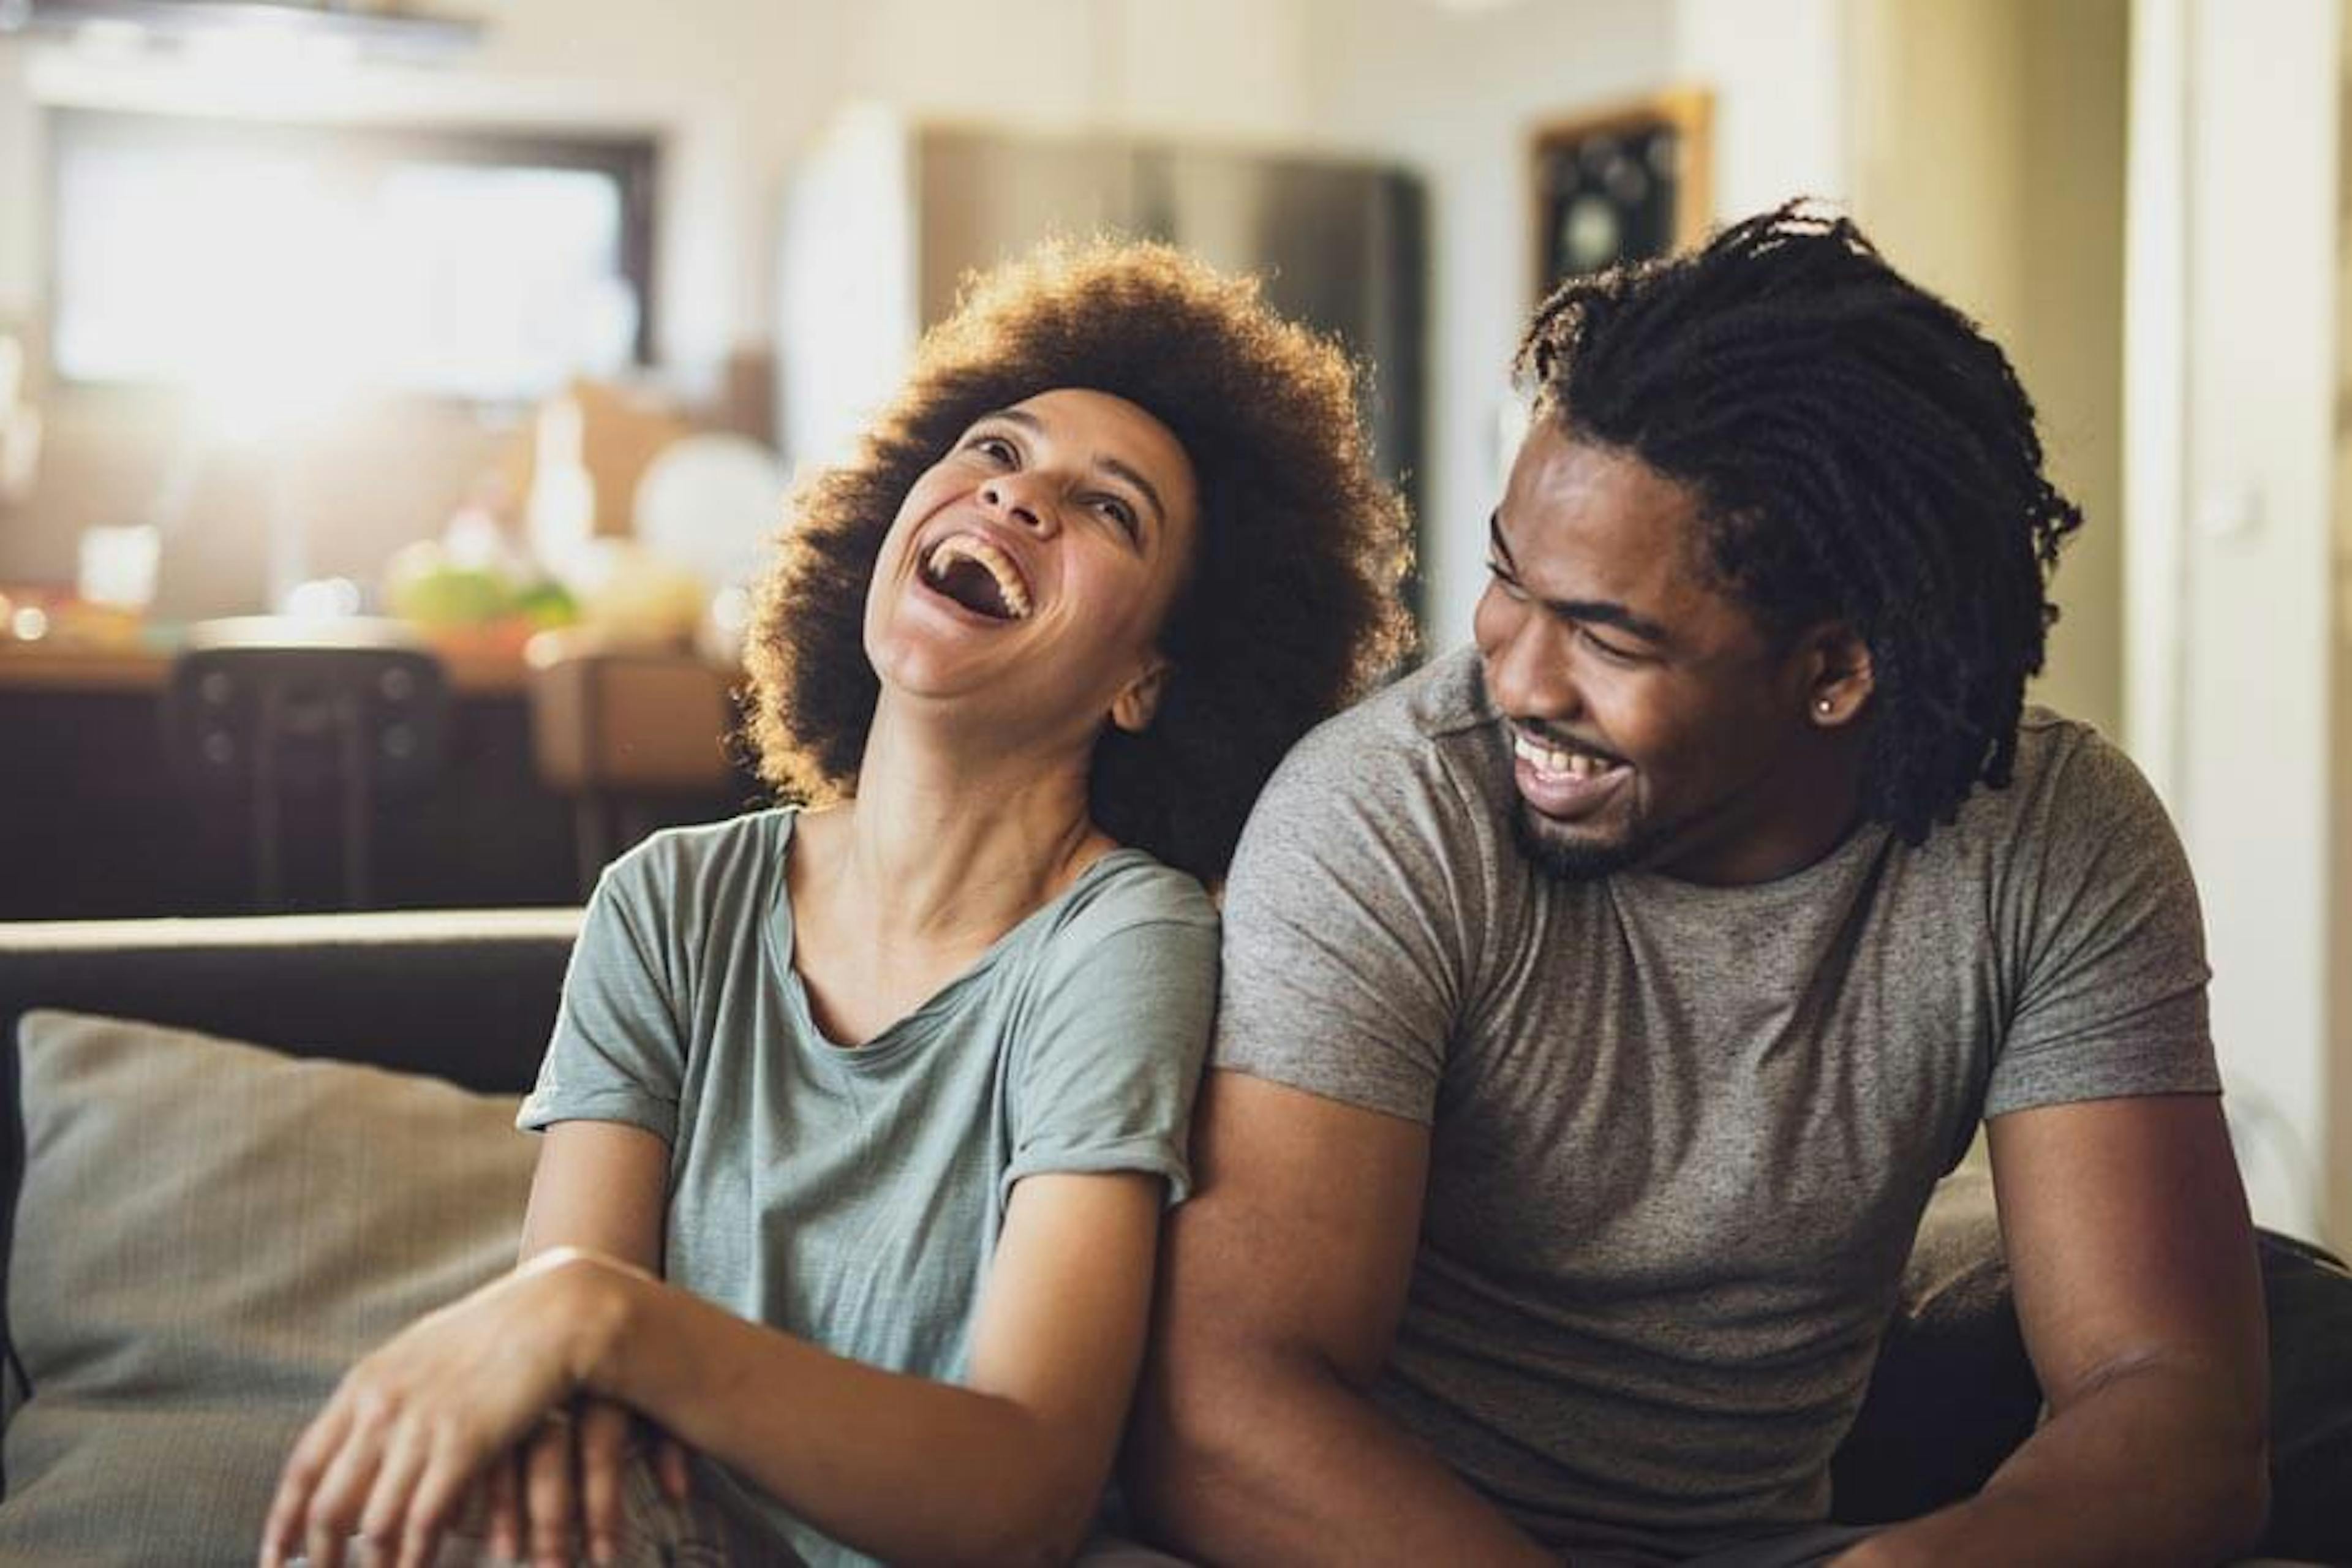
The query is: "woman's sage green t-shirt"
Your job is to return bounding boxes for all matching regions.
[519,808,1218,1564]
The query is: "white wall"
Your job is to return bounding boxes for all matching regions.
[1672,0,1847,222]
[1294,0,1676,649]
[1841,0,2339,1241]
[2013,1,2128,744]
[2127,0,2343,1243]
[463,0,1321,361]
[1844,0,2128,741]
[2334,10,2352,1258]
[0,43,34,334]
[1298,0,1850,652]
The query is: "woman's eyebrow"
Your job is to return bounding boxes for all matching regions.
[1096,456,1166,531]
[977,407,1041,440]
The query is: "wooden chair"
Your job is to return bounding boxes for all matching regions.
[525,636,741,894]
[164,617,447,911]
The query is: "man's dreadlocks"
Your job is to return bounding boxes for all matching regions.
[1515,199,2082,842]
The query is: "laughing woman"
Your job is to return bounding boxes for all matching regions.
[260,240,1413,1568]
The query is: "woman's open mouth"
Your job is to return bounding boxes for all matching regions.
[919,533,1033,621]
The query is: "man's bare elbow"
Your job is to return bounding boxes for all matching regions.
[2174,1362,2272,1557]
[1121,1333,1278,1542]
[2154,1382,2269,1561]
[1121,1362,1218,1535]
[2209,1435,2271,1559]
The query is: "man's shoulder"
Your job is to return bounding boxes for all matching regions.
[1232,647,1510,909]
[1911,709,2185,911]
[1276,646,1499,792]
[1390,644,1500,740]
[1948,707,2157,838]
[2013,704,2109,773]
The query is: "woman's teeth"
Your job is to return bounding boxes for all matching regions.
[924,535,1032,620]
[1513,731,1618,778]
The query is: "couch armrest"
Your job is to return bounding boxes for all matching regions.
[1832,1168,2352,1563]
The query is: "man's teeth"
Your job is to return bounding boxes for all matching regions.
[1513,732,1618,778]
[926,535,1031,619]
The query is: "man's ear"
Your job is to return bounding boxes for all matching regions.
[1110,657,1174,734]
[1800,624,1874,726]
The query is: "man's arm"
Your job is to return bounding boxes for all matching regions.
[1123,1069,1553,1566]
[1840,1093,2267,1567]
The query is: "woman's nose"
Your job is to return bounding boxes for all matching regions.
[979,477,1056,535]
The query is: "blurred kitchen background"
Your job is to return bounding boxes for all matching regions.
[0,0,2346,1247]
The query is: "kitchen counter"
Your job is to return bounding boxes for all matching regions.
[0,635,753,919]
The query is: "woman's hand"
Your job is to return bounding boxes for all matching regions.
[258,1249,636,1568]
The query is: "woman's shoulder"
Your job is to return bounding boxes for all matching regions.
[592,807,796,924]
[1009,850,1220,1057]
[1057,847,1217,932]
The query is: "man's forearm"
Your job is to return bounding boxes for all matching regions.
[1129,1350,1554,1567]
[1836,1360,2266,1567]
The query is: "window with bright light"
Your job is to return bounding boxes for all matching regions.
[48,111,657,406]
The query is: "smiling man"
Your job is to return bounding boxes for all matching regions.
[1127,203,2269,1567]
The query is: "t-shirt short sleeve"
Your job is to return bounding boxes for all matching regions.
[517,846,688,1143]
[1212,722,1472,1125]
[1985,726,2220,1118]
[1001,879,1219,1207]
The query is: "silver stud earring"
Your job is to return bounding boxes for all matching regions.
[1815,697,1834,716]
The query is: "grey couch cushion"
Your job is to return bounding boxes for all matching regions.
[0,1011,536,1566]
[0,910,578,1412]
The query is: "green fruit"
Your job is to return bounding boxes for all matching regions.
[514,581,579,627]
[390,566,513,627]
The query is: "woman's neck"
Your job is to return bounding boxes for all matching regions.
[805,706,1111,954]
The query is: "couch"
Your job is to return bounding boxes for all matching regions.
[2,911,2346,1566]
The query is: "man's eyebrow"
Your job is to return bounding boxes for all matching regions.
[978,407,1166,532]
[1488,510,1518,572]
[1487,510,1673,645]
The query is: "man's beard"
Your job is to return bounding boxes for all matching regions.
[1509,800,1653,882]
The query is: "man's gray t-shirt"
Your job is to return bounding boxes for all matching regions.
[1215,648,2217,1562]
[519,809,1219,1566]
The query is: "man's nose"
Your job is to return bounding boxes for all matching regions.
[979,475,1057,535]
[1483,612,1583,720]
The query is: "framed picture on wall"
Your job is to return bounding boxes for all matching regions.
[1529,88,1711,304]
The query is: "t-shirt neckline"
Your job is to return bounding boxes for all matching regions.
[763,808,1147,1062]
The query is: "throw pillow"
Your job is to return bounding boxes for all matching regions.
[1,1010,535,1566]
